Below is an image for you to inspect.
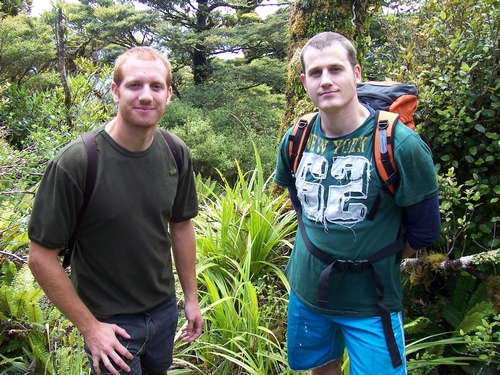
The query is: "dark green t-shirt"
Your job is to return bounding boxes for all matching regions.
[274,110,438,317]
[29,125,198,319]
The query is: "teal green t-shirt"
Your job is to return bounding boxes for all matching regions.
[275,110,438,317]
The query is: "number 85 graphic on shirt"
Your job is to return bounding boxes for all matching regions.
[295,153,371,227]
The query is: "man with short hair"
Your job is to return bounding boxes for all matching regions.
[274,32,441,374]
[28,46,203,375]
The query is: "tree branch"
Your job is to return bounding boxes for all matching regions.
[0,250,27,264]
[401,250,499,282]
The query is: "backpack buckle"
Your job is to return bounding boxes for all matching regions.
[378,119,389,130]
[335,260,371,272]
[298,119,308,129]
[385,172,400,187]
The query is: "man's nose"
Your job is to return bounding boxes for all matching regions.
[139,86,153,101]
[320,71,333,86]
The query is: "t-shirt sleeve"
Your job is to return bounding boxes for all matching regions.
[274,129,295,188]
[394,125,438,207]
[28,141,87,249]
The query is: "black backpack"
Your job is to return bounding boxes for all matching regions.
[58,129,182,268]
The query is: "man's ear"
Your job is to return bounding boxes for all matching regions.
[165,86,173,105]
[111,82,119,103]
[300,73,307,92]
[354,65,362,84]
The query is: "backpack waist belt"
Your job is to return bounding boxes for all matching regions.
[295,200,405,368]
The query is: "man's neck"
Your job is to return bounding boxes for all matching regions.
[319,102,370,138]
[105,118,156,152]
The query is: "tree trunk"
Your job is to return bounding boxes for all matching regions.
[280,0,383,137]
[56,7,72,128]
[193,0,212,86]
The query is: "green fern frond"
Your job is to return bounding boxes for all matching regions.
[20,289,43,324]
[0,286,16,317]
[45,305,59,323]
[467,282,490,309]
[0,260,17,286]
[449,274,477,312]
[404,316,431,335]
[442,303,464,328]
[456,301,496,334]
[12,264,37,293]
[29,332,54,375]
[0,305,9,321]
[2,339,23,353]
[465,301,495,318]
[456,311,490,335]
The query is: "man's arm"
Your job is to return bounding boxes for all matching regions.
[170,220,203,342]
[402,194,442,259]
[27,241,133,375]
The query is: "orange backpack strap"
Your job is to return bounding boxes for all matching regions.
[373,110,400,193]
[367,110,400,221]
[288,112,319,177]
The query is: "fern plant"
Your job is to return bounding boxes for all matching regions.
[0,260,47,373]
[403,273,500,374]
[0,259,90,374]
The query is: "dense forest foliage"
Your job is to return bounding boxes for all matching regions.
[1,0,499,374]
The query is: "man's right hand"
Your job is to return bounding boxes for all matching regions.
[83,321,134,375]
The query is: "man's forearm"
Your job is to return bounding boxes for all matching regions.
[170,220,199,303]
[27,241,99,335]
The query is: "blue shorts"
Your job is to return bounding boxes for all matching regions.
[287,291,407,374]
[85,297,178,375]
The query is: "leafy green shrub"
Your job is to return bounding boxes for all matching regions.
[164,114,236,181]
[367,0,500,253]
[162,90,282,185]
[368,2,500,373]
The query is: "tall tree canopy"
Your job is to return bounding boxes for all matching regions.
[0,14,55,86]
[51,0,289,86]
[137,0,288,84]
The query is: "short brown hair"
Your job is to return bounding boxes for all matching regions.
[113,46,172,87]
[300,32,357,72]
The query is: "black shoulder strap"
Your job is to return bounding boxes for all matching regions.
[159,128,183,174]
[289,113,318,178]
[61,132,98,267]
[80,132,98,216]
